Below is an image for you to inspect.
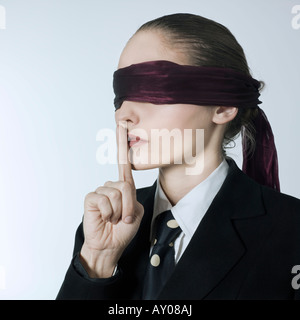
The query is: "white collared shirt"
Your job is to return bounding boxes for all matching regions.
[150,158,229,264]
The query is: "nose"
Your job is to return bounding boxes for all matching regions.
[115,101,139,125]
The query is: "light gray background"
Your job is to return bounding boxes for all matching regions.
[0,0,299,299]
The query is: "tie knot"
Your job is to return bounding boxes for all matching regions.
[154,210,181,246]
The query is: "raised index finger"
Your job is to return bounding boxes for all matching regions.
[116,121,136,189]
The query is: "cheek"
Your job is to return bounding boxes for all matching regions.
[152,107,192,131]
[166,108,213,159]
[164,108,212,133]
[139,105,213,161]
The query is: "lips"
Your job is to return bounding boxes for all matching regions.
[128,133,147,147]
[128,133,141,142]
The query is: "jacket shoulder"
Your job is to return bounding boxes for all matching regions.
[262,185,300,210]
[261,185,300,225]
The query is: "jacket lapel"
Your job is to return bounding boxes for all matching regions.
[158,157,266,299]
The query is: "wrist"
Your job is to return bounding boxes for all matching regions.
[80,244,119,278]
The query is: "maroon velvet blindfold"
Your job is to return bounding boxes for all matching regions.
[112,60,280,192]
[113,60,262,110]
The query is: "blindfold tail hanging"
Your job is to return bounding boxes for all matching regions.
[242,106,280,191]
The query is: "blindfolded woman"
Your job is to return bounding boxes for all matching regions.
[57,13,300,300]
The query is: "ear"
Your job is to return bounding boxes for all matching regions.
[212,106,238,125]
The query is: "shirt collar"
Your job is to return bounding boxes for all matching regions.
[151,158,229,242]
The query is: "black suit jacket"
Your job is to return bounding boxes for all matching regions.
[57,158,300,300]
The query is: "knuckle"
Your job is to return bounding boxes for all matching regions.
[97,194,108,206]
[95,186,104,194]
[103,180,113,186]
[109,189,121,200]
[84,191,95,202]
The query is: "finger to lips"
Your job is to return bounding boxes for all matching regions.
[117,121,136,189]
[115,121,136,224]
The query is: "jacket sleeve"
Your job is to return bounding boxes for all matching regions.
[56,223,125,300]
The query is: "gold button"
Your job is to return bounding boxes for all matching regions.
[167,219,179,228]
[150,254,160,267]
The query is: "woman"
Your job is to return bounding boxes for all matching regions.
[57,13,300,300]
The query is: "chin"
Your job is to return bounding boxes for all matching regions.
[130,162,160,171]
[131,160,176,171]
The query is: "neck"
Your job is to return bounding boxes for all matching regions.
[158,151,224,206]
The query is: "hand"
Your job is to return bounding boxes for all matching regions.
[79,121,144,278]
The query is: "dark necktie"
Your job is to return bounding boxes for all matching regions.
[142,209,182,300]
